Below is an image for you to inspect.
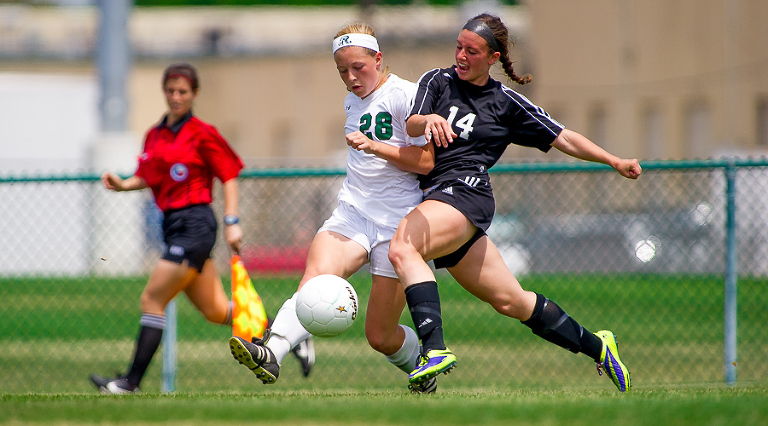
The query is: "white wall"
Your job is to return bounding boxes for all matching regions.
[0,73,143,276]
[0,73,97,174]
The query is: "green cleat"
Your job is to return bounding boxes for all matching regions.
[595,330,631,392]
[408,348,457,384]
[408,376,437,394]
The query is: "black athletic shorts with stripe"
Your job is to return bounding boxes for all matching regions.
[423,171,494,269]
[161,204,217,272]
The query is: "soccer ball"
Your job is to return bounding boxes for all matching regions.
[295,274,358,338]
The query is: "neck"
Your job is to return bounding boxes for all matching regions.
[372,73,389,93]
[471,74,490,86]
[166,111,187,126]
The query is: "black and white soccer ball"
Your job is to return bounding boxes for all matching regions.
[295,274,358,337]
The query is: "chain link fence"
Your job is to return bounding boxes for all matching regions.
[1,160,767,394]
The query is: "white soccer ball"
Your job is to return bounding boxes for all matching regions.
[295,274,358,338]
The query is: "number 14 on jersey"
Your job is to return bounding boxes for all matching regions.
[446,106,476,139]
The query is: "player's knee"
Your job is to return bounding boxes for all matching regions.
[365,326,400,355]
[489,295,529,320]
[387,240,414,272]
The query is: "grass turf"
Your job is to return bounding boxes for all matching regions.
[1,273,767,394]
[2,385,767,425]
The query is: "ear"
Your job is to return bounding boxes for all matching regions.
[375,51,383,70]
[488,51,501,66]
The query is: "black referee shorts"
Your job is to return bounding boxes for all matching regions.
[161,204,217,272]
[423,177,495,269]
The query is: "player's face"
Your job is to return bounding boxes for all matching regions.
[334,46,383,99]
[455,29,500,86]
[163,77,196,121]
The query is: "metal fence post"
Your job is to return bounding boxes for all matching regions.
[162,298,177,392]
[724,159,738,385]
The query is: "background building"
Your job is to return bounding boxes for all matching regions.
[0,0,766,173]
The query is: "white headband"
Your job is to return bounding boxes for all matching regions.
[332,33,380,54]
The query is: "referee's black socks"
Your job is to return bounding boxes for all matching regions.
[125,313,165,387]
[404,281,446,353]
[522,293,603,362]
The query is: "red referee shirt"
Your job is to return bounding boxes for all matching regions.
[135,113,244,212]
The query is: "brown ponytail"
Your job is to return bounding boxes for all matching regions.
[469,13,532,85]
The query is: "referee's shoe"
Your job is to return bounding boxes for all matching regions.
[89,374,139,394]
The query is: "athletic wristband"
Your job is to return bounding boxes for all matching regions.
[223,215,240,226]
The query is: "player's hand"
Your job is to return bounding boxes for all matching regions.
[424,114,457,148]
[101,172,124,191]
[225,224,243,254]
[346,131,377,154]
[616,159,642,180]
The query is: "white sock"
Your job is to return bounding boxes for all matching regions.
[266,293,311,364]
[385,325,421,374]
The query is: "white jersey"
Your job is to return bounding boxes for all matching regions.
[338,74,428,229]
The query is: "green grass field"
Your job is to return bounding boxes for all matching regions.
[2,272,767,424]
[3,386,767,425]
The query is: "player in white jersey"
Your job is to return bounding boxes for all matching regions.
[229,23,438,392]
[339,72,427,231]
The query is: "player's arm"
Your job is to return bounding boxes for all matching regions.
[406,114,457,148]
[551,128,642,180]
[221,177,243,254]
[346,130,435,174]
[101,172,148,192]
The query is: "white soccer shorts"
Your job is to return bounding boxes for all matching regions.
[317,200,398,279]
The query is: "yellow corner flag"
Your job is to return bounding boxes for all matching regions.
[231,255,269,341]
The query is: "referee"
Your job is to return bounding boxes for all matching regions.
[90,63,246,394]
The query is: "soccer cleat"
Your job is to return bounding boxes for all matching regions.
[408,348,457,384]
[89,374,139,394]
[229,336,280,384]
[408,376,437,394]
[290,336,315,377]
[594,330,631,392]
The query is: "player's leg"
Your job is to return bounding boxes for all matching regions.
[365,274,412,367]
[389,200,473,383]
[273,230,369,360]
[365,274,434,392]
[231,229,369,384]
[366,231,433,392]
[448,235,630,392]
[91,259,197,393]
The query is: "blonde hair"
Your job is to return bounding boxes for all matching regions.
[334,23,390,75]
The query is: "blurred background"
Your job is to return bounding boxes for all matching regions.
[1,0,768,394]
[2,0,767,174]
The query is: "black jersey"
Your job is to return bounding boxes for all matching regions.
[410,67,564,189]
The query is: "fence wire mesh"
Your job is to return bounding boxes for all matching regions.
[1,160,767,394]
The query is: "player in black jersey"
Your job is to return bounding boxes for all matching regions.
[388,13,641,392]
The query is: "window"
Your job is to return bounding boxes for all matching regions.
[587,105,607,147]
[757,98,768,147]
[685,102,711,159]
[642,106,664,160]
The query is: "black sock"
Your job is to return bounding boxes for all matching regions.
[404,281,445,353]
[522,293,603,361]
[125,314,165,387]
